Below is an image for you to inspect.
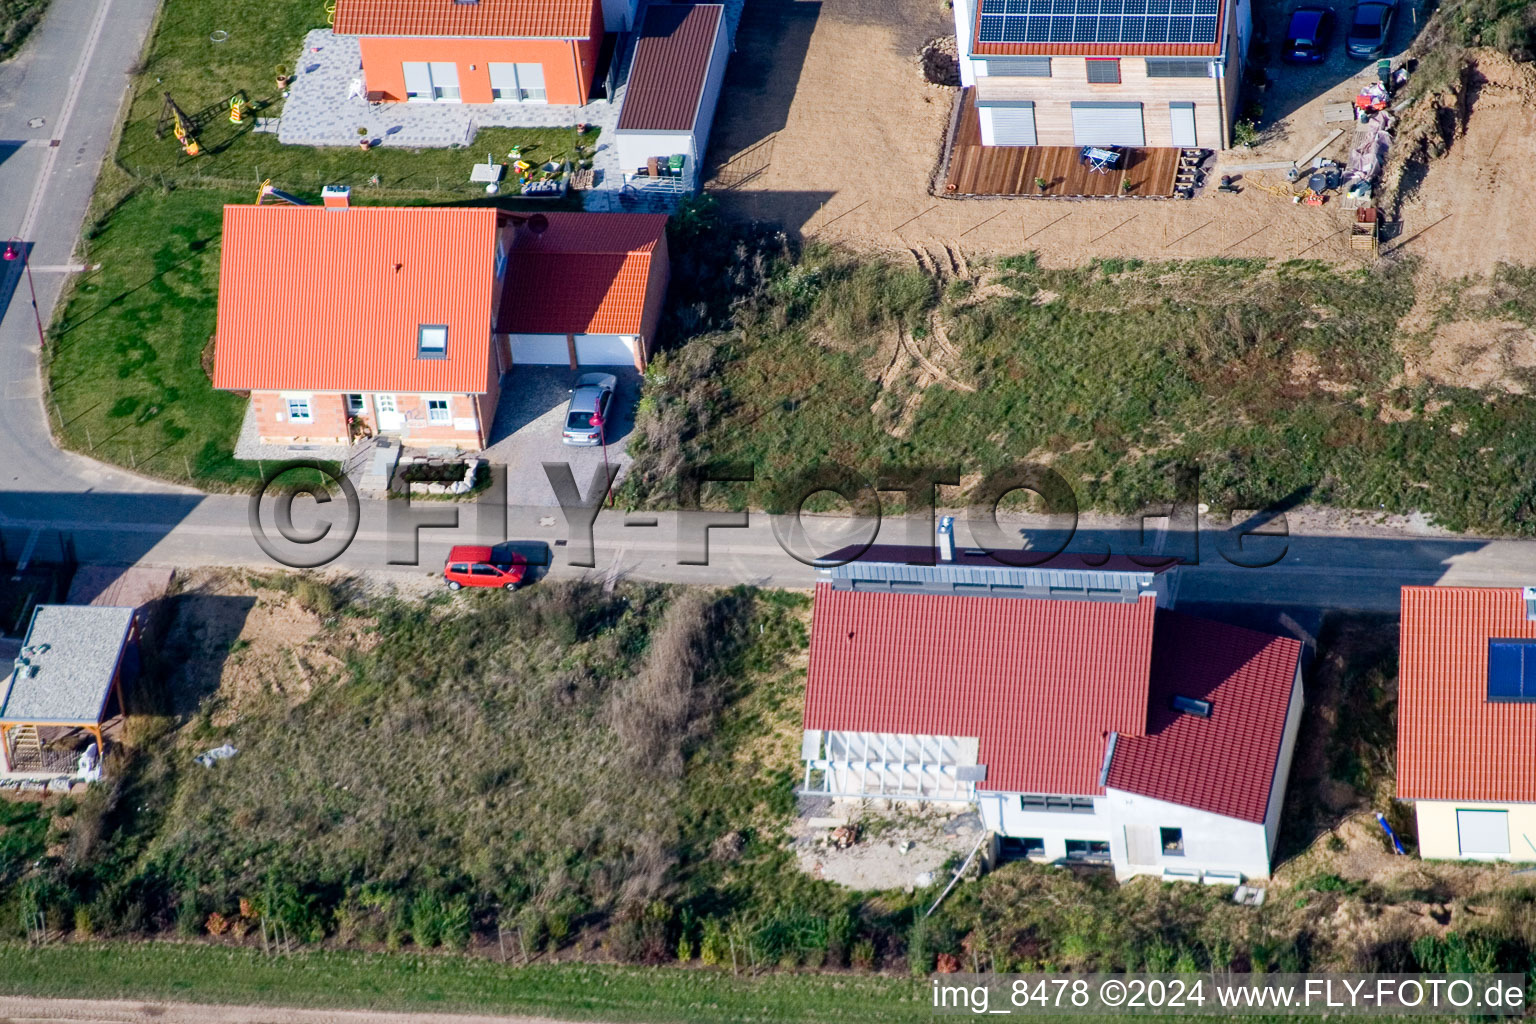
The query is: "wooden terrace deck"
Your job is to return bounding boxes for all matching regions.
[943,89,1182,199]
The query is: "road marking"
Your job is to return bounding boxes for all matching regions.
[26,264,88,272]
[15,0,116,242]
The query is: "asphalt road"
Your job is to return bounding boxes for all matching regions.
[1,0,1534,618]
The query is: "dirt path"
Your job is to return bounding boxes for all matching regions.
[0,996,587,1024]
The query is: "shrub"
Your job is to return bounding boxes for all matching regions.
[72,906,93,938]
[1233,120,1260,147]
[700,917,729,967]
[826,908,854,967]
[851,938,877,970]
[441,896,471,951]
[908,917,933,977]
[411,894,446,949]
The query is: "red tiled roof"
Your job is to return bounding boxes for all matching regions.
[1398,587,1536,802]
[1105,611,1301,823]
[617,4,724,132]
[802,585,1156,795]
[334,0,595,39]
[213,205,497,394]
[495,212,667,335]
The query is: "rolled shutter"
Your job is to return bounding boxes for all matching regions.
[1170,102,1197,147]
[516,63,545,90]
[402,62,431,98]
[1071,102,1145,146]
[981,102,1037,146]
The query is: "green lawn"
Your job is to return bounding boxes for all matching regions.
[115,0,596,199]
[0,944,934,1024]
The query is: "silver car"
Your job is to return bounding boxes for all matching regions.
[562,372,617,446]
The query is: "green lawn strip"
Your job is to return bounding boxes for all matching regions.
[0,0,49,61]
[0,944,936,1023]
[117,0,595,200]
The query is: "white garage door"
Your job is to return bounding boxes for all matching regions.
[575,334,636,367]
[980,102,1036,146]
[1457,809,1510,856]
[1071,102,1145,146]
[510,333,570,365]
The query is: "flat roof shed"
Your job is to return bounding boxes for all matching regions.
[0,605,135,728]
[614,4,729,178]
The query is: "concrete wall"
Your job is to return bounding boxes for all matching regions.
[1263,659,1305,857]
[955,0,977,87]
[1415,801,1536,862]
[358,19,601,105]
[1104,787,1272,880]
[974,58,1225,148]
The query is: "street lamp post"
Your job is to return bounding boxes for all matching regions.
[3,239,46,348]
[589,409,614,507]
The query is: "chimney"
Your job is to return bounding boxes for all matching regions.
[322,184,351,209]
[937,515,955,563]
[1525,586,1536,621]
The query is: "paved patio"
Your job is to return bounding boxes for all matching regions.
[277,29,630,205]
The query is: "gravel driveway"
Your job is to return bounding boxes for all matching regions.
[482,367,638,507]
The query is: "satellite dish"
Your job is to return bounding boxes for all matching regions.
[526,213,548,236]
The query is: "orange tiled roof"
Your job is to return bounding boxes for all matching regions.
[1399,586,1536,802]
[212,205,498,394]
[495,212,667,336]
[334,0,596,39]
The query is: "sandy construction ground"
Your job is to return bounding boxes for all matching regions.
[703,0,1536,271]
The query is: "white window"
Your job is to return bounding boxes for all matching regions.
[402,62,432,101]
[489,62,546,103]
[429,62,460,101]
[1457,809,1510,855]
[418,324,447,359]
[285,396,313,423]
[404,62,461,102]
[427,398,451,424]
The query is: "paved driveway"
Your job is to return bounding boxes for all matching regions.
[482,366,638,507]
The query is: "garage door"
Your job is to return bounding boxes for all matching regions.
[980,102,1036,146]
[575,334,637,367]
[1169,102,1197,147]
[1457,809,1510,856]
[510,333,570,365]
[1071,102,1145,146]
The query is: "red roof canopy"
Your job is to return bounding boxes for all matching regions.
[334,0,596,38]
[1398,586,1536,802]
[1105,611,1301,823]
[803,584,1156,795]
[495,212,667,336]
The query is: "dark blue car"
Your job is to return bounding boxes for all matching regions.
[1283,6,1336,62]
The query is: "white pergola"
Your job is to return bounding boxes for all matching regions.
[800,730,984,802]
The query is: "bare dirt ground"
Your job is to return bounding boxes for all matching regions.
[792,799,987,890]
[1392,52,1536,279]
[0,997,577,1024]
[705,0,1536,274]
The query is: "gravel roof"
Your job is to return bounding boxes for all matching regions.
[0,606,134,725]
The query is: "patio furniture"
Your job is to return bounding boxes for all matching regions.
[1081,146,1121,174]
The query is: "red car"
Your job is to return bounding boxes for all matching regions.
[444,545,527,590]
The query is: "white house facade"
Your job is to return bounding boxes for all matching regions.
[801,549,1304,883]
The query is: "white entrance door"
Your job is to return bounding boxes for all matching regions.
[1170,102,1197,147]
[574,334,637,367]
[1071,102,1146,146]
[1124,824,1160,867]
[511,333,571,365]
[374,394,403,432]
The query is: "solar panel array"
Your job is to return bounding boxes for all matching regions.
[1488,639,1536,701]
[977,0,1220,46]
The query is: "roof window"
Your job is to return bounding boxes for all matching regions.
[1170,694,1212,718]
[1488,639,1536,702]
[417,325,447,359]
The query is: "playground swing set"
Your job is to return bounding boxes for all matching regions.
[156,91,251,157]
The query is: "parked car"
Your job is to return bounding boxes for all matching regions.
[1282,6,1335,62]
[444,545,527,590]
[1345,0,1395,58]
[562,372,617,447]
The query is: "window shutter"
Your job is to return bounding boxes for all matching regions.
[985,56,1051,76]
[402,62,431,96]
[1145,57,1211,77]
[516,63,545,89]
[1085,58,1121,83]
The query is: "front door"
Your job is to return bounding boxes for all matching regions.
[374,394,403,432]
